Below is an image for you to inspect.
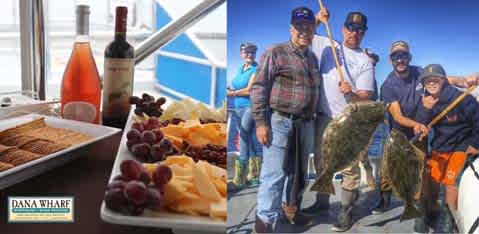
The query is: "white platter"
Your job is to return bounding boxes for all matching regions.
[0,114,121,189]
[100,111,226,234]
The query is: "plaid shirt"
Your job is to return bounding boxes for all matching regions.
[251,41,320,126]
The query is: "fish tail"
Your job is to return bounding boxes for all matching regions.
[400,203,422,222]
[310,174,335,195]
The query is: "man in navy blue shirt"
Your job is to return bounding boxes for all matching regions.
[379,40,478,233]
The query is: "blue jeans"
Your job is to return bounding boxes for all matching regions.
[229,106,262,159]
[239,108,262,160]
[227,108,241,153]
[256,112,315,225]
[367,122,388,159]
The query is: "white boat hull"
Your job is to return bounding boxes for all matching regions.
[458,156,479,234]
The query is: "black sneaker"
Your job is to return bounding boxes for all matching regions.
[331,206,353,232]
[302,194,330,214]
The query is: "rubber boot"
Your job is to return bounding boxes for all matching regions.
[302,193,330,213]
[372,190,391,215]
[232,159,247,188]
[254,215,273,233]
[247,157,260,186]
[331,189,358,232]
[413,201,429,234]
[254,157,262,178]
[434,203,455,233]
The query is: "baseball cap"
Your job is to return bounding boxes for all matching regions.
[419,64,447,83]
[240,42,257,52]
[390,40,410,54]
[291,7,315,25]
[344,12,368,30]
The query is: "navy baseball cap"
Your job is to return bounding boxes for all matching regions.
[291,7,315,25]
[419,64,447,83]
[344,12,368,30]
[240,42,257,52]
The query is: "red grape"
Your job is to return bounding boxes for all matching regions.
[151,144,165,161]
[107,180,126,190]
[124,180,148,205]
[105,188,128,212]
[127,203,145,216]
[159,139,173,152]
[153,165,173,187]
[170,118,184,125]
[142,93,154,102]
[131,122,145,132]
[152,129,164,141]
[146,187,164,211]
[138,170,151,185]
[141,131,157,145]
[120,160,144,181]
[131,143,151,158]
[129,96,142,105]
[156,97,166,106]
[126,141,135,151]
[127,129,142,143]
[147,117,160,128]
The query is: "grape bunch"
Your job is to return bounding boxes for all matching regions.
[104,160,172,216]
[127,118,178,162]
[129,93,166,117]
[184,144,226,168]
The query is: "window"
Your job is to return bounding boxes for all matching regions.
[0,0,21,94]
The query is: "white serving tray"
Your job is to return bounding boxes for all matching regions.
[100,111,226,234]
[0,114,121,189]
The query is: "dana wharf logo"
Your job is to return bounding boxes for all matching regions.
[8,196,74,223]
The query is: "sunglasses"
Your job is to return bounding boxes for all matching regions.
[390,52,411,62]
[241,50,256,55]
[293,23,315,32]
[424,78,443,85]
[345,24,367,34]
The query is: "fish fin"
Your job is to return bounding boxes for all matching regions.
[310,174,335,195]
[400,203,422,222]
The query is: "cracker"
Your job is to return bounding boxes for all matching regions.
[0,118,46,140]
[0,148,43,166]
[0,162,14,172]
[20,139,67,155]
[0,135,38,147]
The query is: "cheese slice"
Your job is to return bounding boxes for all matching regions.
[192,162,221,201]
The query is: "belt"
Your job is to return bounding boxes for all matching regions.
[272,109,315,121]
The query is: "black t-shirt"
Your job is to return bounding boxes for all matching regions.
[380,66,424,138]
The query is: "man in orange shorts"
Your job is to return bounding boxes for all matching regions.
[415,64,479,233]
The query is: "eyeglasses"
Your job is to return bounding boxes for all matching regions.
[390,52,411,62]
[345,24,367,34]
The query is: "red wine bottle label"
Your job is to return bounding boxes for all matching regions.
[63,101,97,123]
[102,58,135,118]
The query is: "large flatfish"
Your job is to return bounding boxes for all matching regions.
[383,129,425,221]
[311,101,386,194]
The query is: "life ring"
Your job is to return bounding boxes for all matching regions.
[458,154,479,234]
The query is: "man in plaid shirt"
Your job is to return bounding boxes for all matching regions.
[251,6,320,233]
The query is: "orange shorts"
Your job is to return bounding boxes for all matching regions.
[427,151,467,185]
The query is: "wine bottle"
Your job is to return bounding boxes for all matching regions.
[102,6,135,129]
[61,5,101,124]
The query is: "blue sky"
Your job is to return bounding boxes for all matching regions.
[227,0,479,87]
